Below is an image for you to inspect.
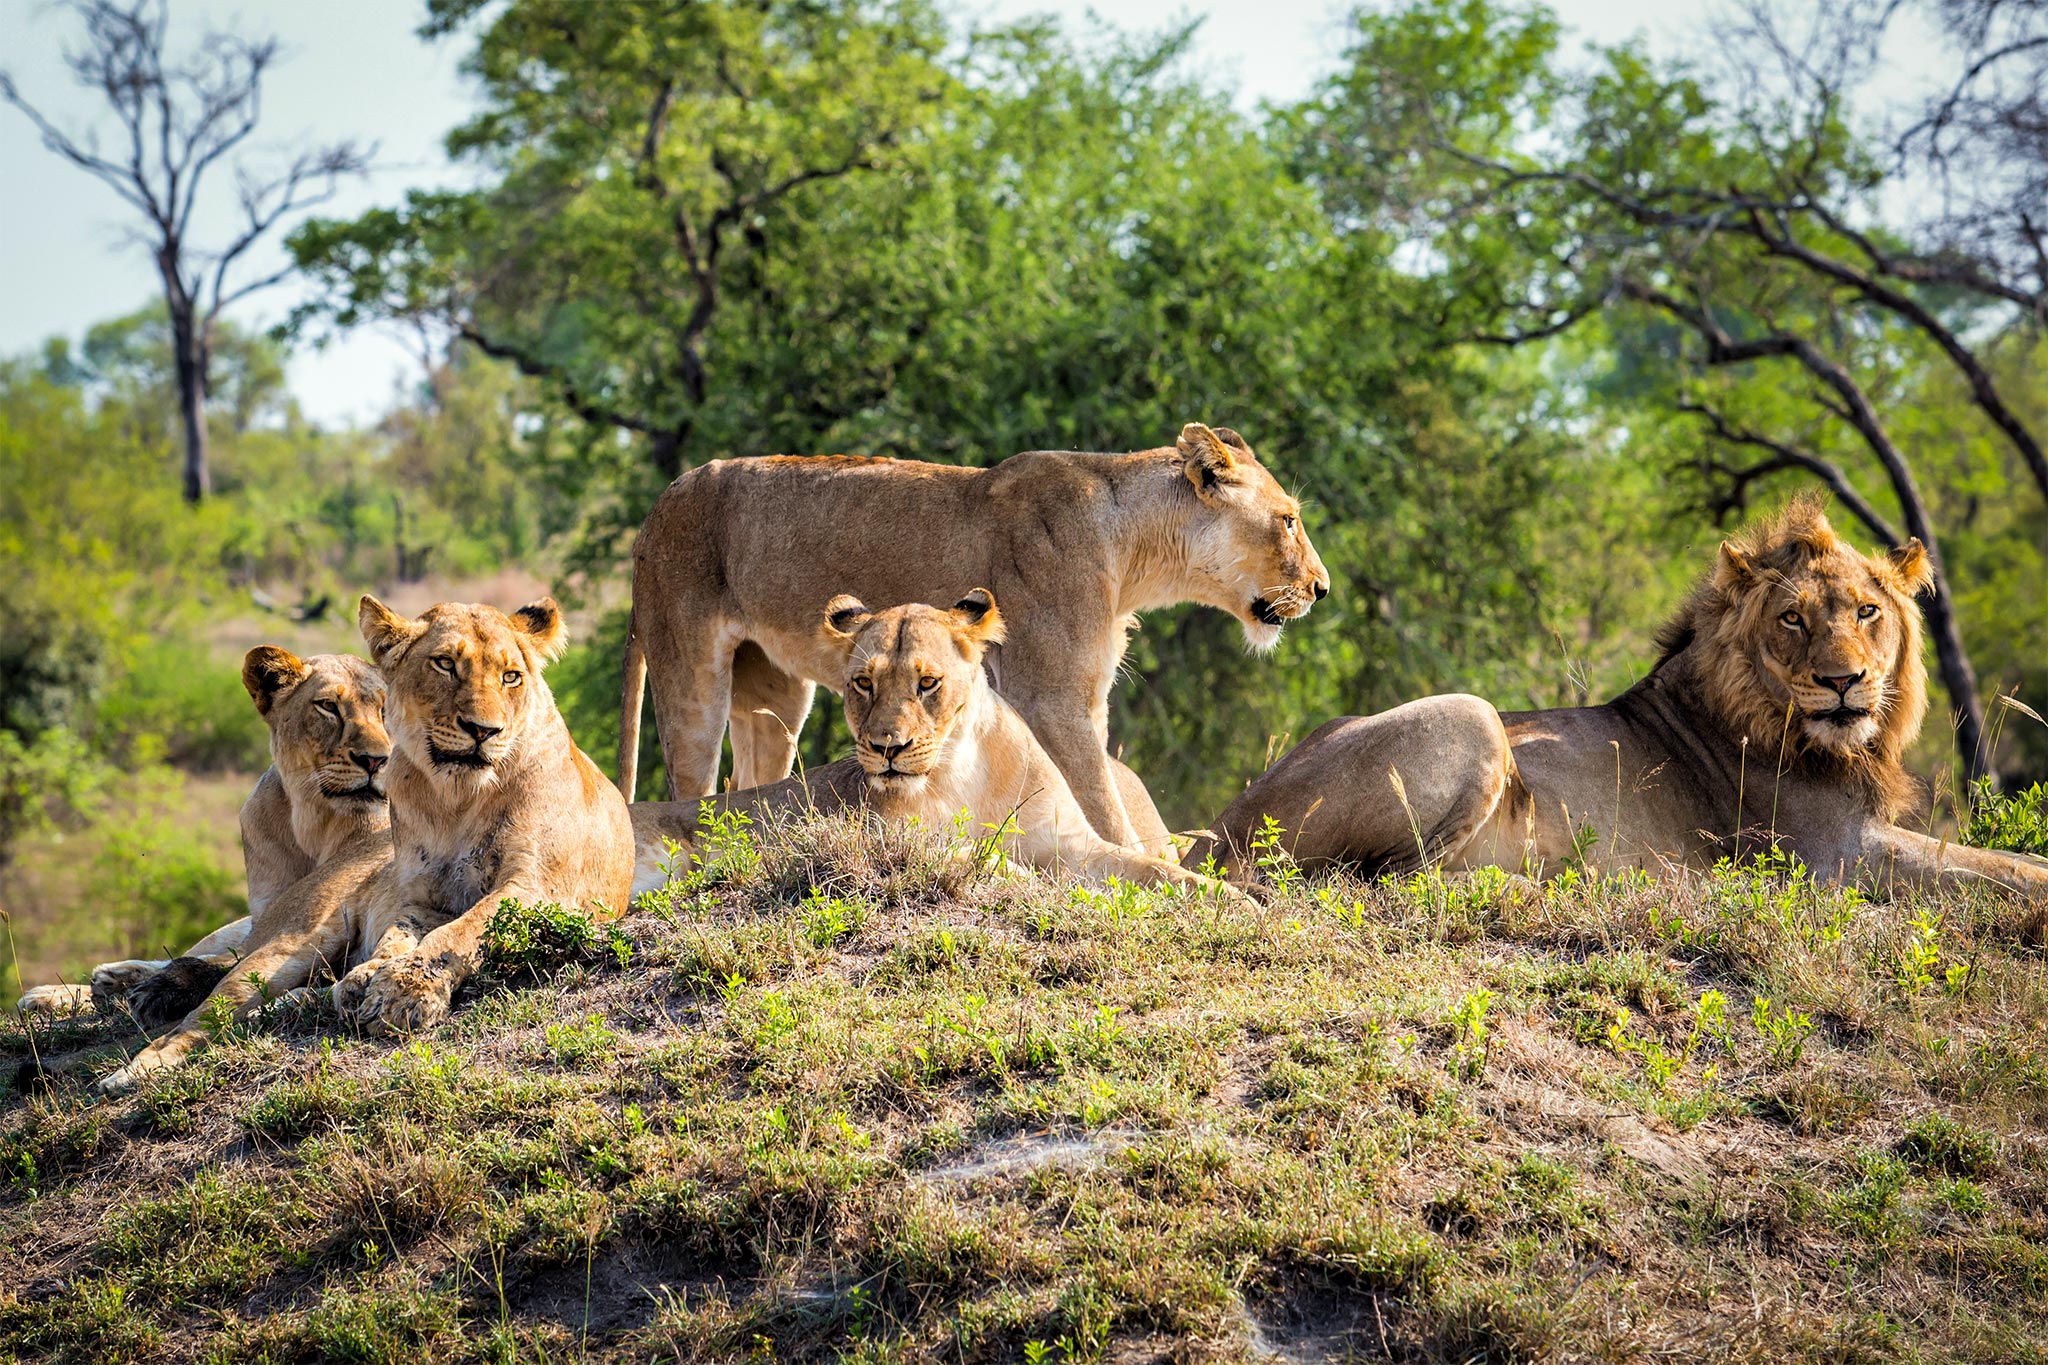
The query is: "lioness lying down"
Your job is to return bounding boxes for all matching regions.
[68,596,634,1090]
[621,422,1330,850]
[1190,497,2048,903]
[637,590,1240,901]
[333,594,637,1035]
[17,647,392,1024]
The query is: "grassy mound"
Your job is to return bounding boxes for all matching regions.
[4,810,2047,1363]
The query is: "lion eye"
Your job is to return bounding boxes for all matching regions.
[918,676,939,693]
[1857,603,1879,620]
[432,656,456,674]
[1778,610,1804,630]
[1281,514,1298,533]
[852,676,873,695]
[314,700,340,719]
[502,670,522,687]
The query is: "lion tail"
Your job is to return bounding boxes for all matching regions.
[618,614,647,802]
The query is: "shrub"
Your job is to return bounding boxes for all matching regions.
[482,899,632,977]
[1964,779,2048,857]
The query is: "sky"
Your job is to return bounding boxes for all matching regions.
[0,0,1913,428]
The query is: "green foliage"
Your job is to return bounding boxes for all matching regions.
[1750,996,1816,1070]
[482,899,633,978]
[1897,1113,2000,1178]
[1964,780,2048,856]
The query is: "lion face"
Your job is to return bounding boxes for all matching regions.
[242,648,390,807]
[1175,423,1331,652]
[821,589,1006,790]
[358,595,568,789]
[1710,503,1933,758]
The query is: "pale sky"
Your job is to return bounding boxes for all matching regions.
[0,1,1919,428]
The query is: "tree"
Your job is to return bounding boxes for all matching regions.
[1301,0,2048,782]
[292,0,949,486]
[1,0,367,503]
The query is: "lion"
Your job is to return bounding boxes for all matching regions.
[15,648,391,1021]
[1188,497,2048,902]
[635,589,1241,902]
[618,422,1330,851]
[329,594,636,1035]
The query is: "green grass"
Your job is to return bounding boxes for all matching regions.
[4,809,2047,1362]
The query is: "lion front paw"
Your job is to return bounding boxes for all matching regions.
[348,958,455,1036]
[125,957,232,1027]
[16,983,93,1017]
[88,959,167,1014]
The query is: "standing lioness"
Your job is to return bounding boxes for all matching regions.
[620,422,1330,849]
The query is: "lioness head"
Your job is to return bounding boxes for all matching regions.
[358,594,568,788]
[1175,422,1331,652]
[1697,497,1933,762]
[820,588,1005,789]
[242,647,390,806]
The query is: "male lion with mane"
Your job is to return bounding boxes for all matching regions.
[1189,497,2048,902]
[634,590,1243,902]
[619,421,1330,850]
[334,594,635,1034]
[17,648,391,1025]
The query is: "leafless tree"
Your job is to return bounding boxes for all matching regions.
[1,0,369,502]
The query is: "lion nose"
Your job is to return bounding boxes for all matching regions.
[1312,578,1329,602]
[352,752,387,776]
[458,718,503,746]
[1815,671,1864,697]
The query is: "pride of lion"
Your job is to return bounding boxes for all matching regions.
[18,427,2047,1089]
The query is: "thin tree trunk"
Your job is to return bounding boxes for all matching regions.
[1920,580,1989,787]
[166,298,210,504]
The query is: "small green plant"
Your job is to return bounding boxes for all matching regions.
[1898,1113,2000,1177]
[1446,988,1495,1081]
[1751,996,1815,1069]
[1248,814,1301,894]
[1894,907,1944,996]
[543,1014,618,1067]
[753,989,799,1048]
[799,887,863,947]
[687,801,762,890]
[1072,877,1155,923]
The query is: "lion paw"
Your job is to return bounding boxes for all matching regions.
[124,957,232,1027]
[99,1045,175,1096]
[349,958,455,1036]
[16,983,93,1017]
[88,959,169,1014]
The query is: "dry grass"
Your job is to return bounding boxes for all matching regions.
[3,808,2046,1363]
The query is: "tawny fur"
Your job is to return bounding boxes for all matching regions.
[18,649,391,1029]
[637,591,1242,903]
[619,422,1329,850]
[1191,498,2048,905]
[332,595,636,1037]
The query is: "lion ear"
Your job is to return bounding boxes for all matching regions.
[1713,541,1755,594]
[1211,427,1253,454]
[950,588,1007,648]
[1886,538,1934,596]
[359,595,424,668]
[509,597,568,662]
[1177,422,1238,498]
[822,595,873,643]
[241,646,308,717]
